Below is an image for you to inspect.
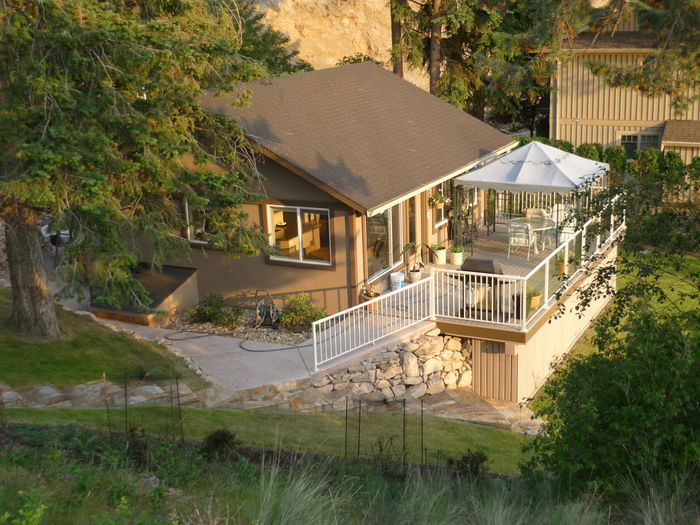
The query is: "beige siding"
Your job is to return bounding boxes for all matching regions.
[662,144,700,164]
[472,340,518,401]
[513,246,617,402]
[551,51,700,148]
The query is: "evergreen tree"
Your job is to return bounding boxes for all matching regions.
[0,0,295,337]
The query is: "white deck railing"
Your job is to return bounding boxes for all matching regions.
[311,197,625,370]
[312,277,434,370]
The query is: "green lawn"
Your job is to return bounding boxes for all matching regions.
[3,406,531,474]
[0,288,208,389]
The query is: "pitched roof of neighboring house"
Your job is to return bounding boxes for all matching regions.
[568,31,655,51]
[662,120,700,146]
[200,62,515,214]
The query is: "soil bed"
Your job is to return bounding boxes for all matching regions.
[166,308,310,346]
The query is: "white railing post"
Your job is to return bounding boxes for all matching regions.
[312,322,319,371]
[581,224,587,262]
[544,259,549,300]
[564,241,569,277]
[521,278,527,330]
[429,271,436,320]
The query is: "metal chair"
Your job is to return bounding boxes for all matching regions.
[507,222,535,260]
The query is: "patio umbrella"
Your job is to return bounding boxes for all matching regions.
[454,141,608,194]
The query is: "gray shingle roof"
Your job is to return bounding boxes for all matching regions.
[200,62,514,212]
[663,120,700,145]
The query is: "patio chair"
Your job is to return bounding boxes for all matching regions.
[507,222,535,260]
[524,208,548,220]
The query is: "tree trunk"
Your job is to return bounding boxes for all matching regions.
[4,205,61,338]
[390,0,404,77]
[429,0,443,94]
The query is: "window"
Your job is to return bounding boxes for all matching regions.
[268,206,331,265]
[183,199,215,244]
[366,204,402,280]
[430,181,452,229]
[621,134,660,157]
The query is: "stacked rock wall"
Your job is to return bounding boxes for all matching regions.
[310,328,473,403]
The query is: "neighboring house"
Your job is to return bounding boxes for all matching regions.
[165,62,515,313]
[550,25,700,161]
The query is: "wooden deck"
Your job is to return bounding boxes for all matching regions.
[433,225,558,277]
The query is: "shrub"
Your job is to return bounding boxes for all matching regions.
[449,449,489,480]
[200,429,240,462]
[524,306,700,494]
[576,143,603,161]
[279,293,325,331]
[191,294,242,327]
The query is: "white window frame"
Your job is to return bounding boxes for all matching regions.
[367,204,403,282]
[184,199,209,245]
[620,133,661,156]
[268,205,332,266]
[432,181,450,230]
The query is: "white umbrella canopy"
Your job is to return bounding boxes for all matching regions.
[454,141,609,194]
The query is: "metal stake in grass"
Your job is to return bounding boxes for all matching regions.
[344,396,349,457]
[402,398,406,464]
[103,373,112,437]
[176,377,184,443]
[123,374,128,441]
[357,397,362,457]
[420,398,424,465]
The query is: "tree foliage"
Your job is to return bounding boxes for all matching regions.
[0,0,301,330]
[582,0,700,112]
[525,303,699,494]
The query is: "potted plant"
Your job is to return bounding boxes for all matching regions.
[400,242,437,283]
[526,287,543,313]
[428,188,451,207]
[554,252,568,275]
[432,243,447,265]
[449,245,464,265]
[361,284,381,310]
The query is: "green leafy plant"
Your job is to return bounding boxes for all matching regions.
[450,245,464,253]
[432,243,445,251]
[361,285,379,298]
[525,306,700,494]
[448,449,489,480]
[279,293,326,330]
[400,242,437,273]
[191,294,242,327]
[200,429,241,461]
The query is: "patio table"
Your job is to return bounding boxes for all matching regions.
[508,217,556,254]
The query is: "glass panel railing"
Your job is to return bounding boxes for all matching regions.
[526,264,547,321]
[584,219,599,259]
[549,244,567,296]
[569,232,582,275]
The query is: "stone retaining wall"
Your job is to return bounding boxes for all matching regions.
[310,328,472,402]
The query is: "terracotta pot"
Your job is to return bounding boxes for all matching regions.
[450,251,464,266]
[407,270,422,283]
[529,294,543,310]
[556,261,568,275]
[362,293,381,311]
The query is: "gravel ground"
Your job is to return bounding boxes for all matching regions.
[166,308,310,345]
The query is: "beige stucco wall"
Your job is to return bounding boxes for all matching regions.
[513,245,618,402]
[161,156,355,314]
[550,51,700,148]
[157,270,200,314]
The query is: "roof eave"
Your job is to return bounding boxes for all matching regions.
[365,140,518,217]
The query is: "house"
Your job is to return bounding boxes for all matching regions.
[549,21,700,161]
[164,62,515,313]
[139,62,623,404]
